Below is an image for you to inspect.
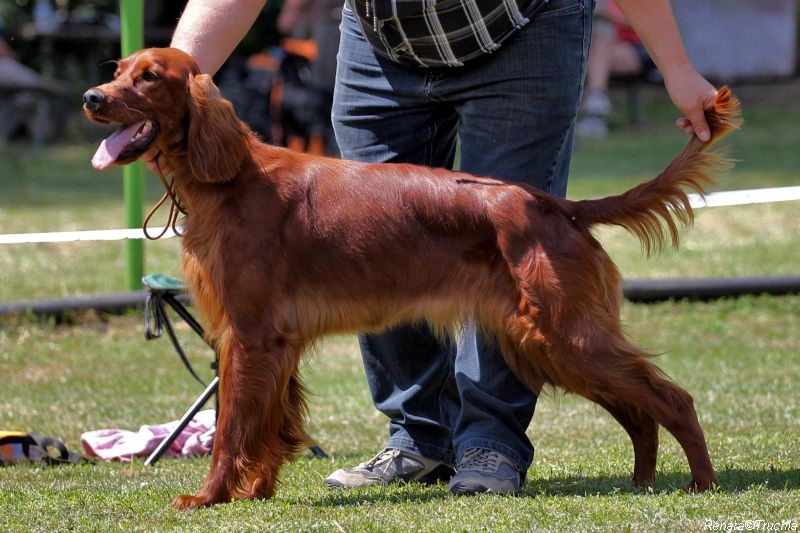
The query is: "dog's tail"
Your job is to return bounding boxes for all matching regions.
[569,86,742,256]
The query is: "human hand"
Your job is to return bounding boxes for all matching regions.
[663,62,718,142]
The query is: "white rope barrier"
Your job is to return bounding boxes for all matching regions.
[688,185,800,209]
[0,227,177,244]
[1,186,798,245]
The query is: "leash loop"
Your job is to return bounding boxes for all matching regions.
[143,161,187,240]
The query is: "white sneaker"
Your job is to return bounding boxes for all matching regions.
[576,115,609,140]
[582,90,612,116]
[325,448,455,488]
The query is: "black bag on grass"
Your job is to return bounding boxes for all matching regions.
[0,431,92,465]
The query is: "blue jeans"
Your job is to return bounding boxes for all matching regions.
[331,0,592,471]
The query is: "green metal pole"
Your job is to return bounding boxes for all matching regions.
[120,0,145,290]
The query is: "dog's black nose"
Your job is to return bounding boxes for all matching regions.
[82,89,107,110]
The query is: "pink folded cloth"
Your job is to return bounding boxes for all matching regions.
[80,409,215,461]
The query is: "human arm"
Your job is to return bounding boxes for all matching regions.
[613,0,717,141]
[171,0,268,74]
[146,0,267,173]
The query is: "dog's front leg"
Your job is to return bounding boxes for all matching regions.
[172,330,308,509]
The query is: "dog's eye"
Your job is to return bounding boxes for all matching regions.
[141,70,161,82]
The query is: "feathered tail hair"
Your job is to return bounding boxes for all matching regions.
[570,86,743,256]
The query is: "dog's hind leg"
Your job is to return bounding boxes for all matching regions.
[544,333,716,491]
[500,303,715,491]
[593,398,659,487]
[501,326,660,488]
[493,206,715,491]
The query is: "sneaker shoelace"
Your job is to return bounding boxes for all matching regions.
[460,448,502,472]
[362,449,400,471]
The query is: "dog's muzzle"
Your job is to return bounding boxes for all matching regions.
[82,89,107,111]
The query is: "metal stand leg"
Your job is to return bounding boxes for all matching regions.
[144,376,219,466]
[144,288,218,466]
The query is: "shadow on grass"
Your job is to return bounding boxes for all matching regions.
[301,466,798,507]
[524,466,798,497]
[311,487,451,508]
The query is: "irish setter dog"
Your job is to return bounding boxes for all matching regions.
[83,48,741,509]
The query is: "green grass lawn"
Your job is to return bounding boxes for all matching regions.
[1,83,799,531]
[1,297,798,531]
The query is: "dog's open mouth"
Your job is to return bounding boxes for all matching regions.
[91,119,159,170]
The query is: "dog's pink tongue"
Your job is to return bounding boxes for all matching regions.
[91,121,146,170]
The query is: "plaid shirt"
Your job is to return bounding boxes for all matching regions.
[347,0,548,67]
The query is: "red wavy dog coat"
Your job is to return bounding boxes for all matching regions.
[83,48,741,508]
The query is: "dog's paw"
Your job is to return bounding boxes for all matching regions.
[683,478,718,493]
[171,494,212,510]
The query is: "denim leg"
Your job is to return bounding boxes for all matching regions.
[358,325,460,462]
[450,0,592,196]
[331,0,592,468]
[332,7,461,462]
[332,6,458,166]
[429,0,592,470]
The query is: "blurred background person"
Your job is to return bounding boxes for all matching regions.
[277,0,341,155]
[576,0,658,140]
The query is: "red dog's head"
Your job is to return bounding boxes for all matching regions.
[83,47,249,182]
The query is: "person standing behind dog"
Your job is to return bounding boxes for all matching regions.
[161,0,717,495]
[576,0,659,139]
[278,0,342,155]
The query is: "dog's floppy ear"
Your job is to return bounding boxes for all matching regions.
[186,73,249,183]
